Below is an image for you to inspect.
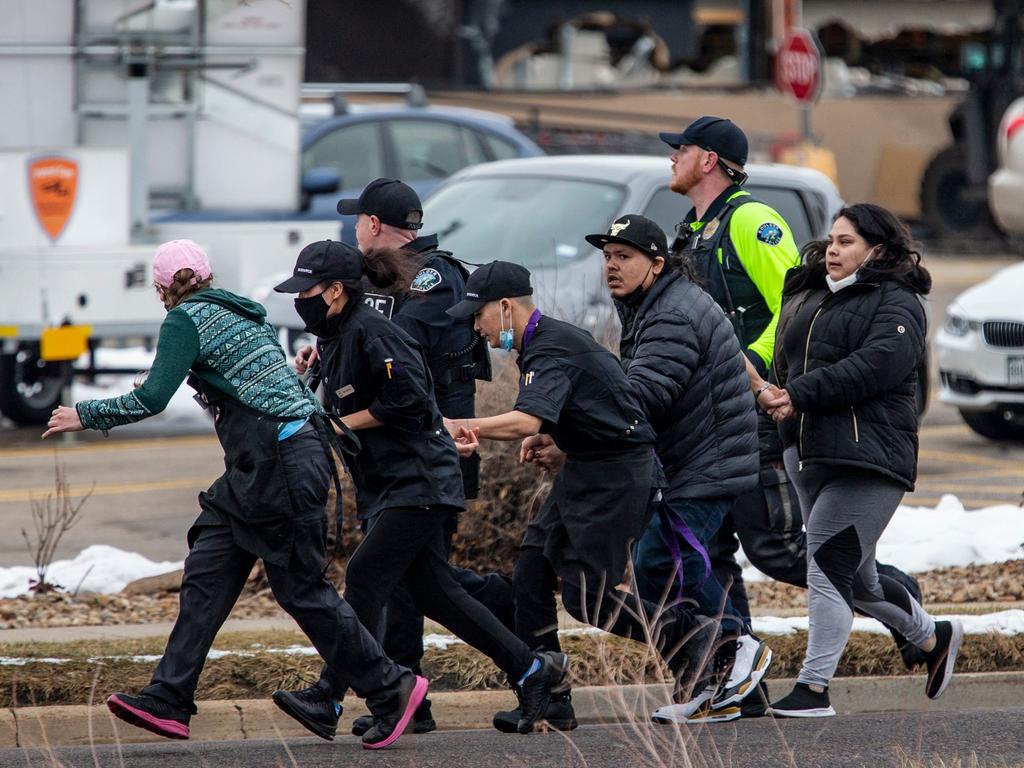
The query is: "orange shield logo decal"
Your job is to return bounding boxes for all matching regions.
[29,157,78,242]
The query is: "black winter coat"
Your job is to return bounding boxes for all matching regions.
[773,264,928,489]
[316,300,465,519]
[616,270,758,501]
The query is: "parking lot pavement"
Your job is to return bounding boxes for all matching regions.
[0,254,1020,566]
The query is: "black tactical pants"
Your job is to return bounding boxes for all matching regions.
[144,433,407,715]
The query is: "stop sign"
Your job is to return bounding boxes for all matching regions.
[777,29,823,103]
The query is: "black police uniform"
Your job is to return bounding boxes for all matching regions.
[312,299,536,697]
[507,315,690,655]
[392,233,483,497]
[363,233,512,709]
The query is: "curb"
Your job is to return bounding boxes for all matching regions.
[2,672,1022,748]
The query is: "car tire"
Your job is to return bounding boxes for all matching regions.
[0,350,71,426]
[958,408,1024,442]
[920,147,999,239]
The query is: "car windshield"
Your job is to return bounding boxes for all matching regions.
[423,176,626,267]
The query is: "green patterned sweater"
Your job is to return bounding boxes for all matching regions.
[77,289,320,432]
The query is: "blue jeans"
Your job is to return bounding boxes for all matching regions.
[632,497,746,637]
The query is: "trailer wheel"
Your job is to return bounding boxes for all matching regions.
[920,147,998,238]
[0,349,72,425]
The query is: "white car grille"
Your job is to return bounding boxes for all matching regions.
[983,321,1024,348]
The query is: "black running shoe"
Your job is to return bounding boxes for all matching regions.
[362,674,429,750]
[271,684,341,741]
[517,652,569,734]
[106,692,191,740]
[876,562,928,671]
[769,683,836,718]
[924,619,963,699]
[493,690,578,733]
[740,681,770,719]
[352,697,436,736]
[665,611,720,695]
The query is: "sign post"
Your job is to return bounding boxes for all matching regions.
[776,28,824,140]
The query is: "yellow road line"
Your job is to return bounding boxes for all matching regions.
[902,494,1017,509]
[918,448,1024,470]
[916,466,1024,482]
[0,476,216,504]
[0,435,218,460]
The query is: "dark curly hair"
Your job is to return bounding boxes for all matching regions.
[799,203,931,295]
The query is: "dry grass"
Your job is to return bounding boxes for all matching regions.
[3,629,1021,708]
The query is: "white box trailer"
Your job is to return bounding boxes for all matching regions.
[0,0,339,423]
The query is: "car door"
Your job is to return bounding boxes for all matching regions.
[302,119,388,221]
[641,185,817,248]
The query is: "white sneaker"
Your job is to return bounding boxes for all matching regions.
[651,685,716,724]
[711,635,772,710]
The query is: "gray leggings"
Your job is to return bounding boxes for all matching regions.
[783,448,935,687]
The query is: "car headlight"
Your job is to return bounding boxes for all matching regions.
[944,313,973,336]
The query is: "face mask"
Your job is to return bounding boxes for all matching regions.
[498,305,514,352]
[825,271,858,293]
[825,246,879,294]
[294,293,333,336]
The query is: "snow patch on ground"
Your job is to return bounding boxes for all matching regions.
[738,494,1024,583]
[0,545,183,599]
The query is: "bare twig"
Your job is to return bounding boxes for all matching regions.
[21,456,93,593]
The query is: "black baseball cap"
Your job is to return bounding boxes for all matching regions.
[274,239,362,293]
[336,177,424,230]
[659,116,749,167]
[446,261,533,318]
[585,215,668,260]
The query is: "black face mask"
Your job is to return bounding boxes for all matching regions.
[619,261,656,308]
[294,294,332,336]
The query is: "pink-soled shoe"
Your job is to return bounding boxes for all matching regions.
[107,692,191,740]
[361,675,429,750]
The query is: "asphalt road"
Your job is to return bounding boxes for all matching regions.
[4,710,1024,768]
[0,254,1022,567]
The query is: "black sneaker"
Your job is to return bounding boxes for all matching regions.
[516,652,569,734]
[352,697,436,736]
[924,619,963,699]
[769,683,836,718]
[664,610,720,695]
[876,563,928,671]
[106,692,191,740]
[740,681,769,719]
[362,674,429,750]
[271,684,341,741]
[493,690,578,733]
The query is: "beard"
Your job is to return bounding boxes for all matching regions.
[669,162,702,195]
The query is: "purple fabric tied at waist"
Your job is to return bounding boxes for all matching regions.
[657,502,711,601]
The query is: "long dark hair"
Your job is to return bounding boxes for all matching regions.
[800,203,931,295]
[667,249,702,285]
[349,246,421,296]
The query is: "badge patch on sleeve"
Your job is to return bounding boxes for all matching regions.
[411,268,442,292]
[756,222,784,246]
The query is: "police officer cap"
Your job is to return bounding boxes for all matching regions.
[337,178,424,230]
[585,215,668,260]
[446,261,533,318]
[274,239,363,293]
[659,116,748,167]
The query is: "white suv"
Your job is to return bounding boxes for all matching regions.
[936,261,1024,440]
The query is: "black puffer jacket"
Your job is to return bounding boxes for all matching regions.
[616,270,758,501]
[773,263,928,489]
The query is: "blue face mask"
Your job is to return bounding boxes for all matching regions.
[499,305,514,351]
